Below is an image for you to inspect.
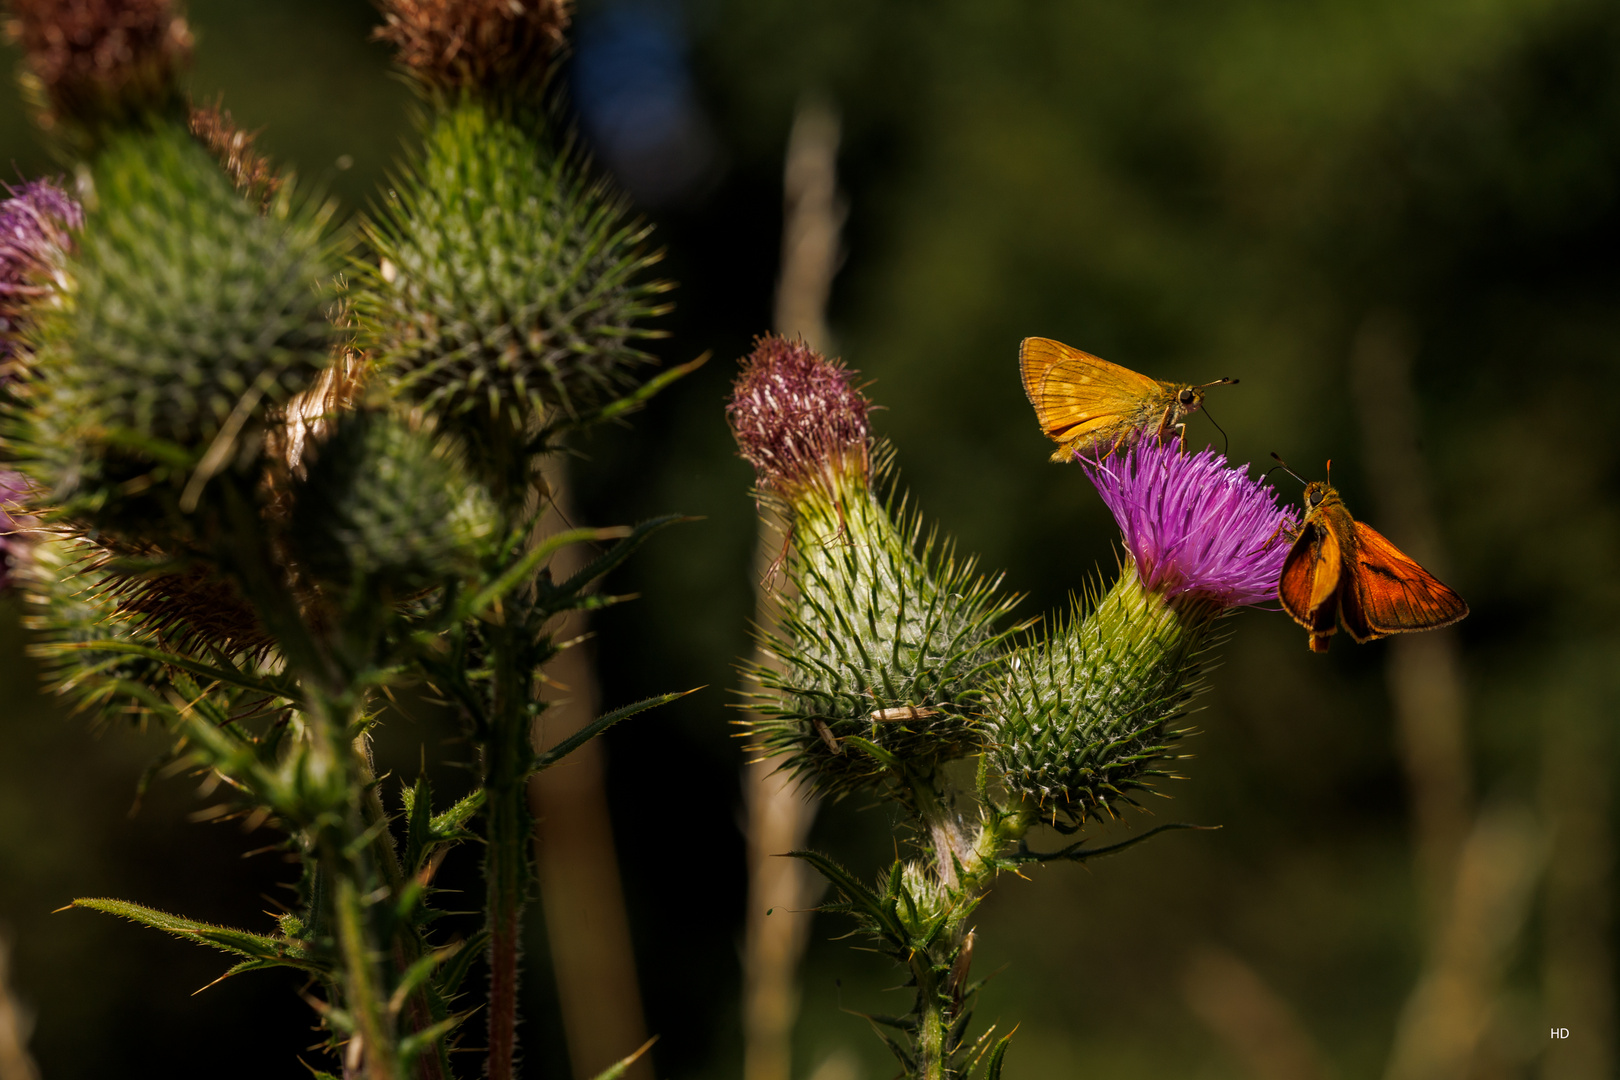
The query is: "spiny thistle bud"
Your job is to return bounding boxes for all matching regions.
[0,177,82,375]
[727,334,871,501]
[9,124,335,533]
[987,440,1295,825]
[358,99,668,435]
[288,410,495,592]
[188,99,282,212]
[730,338,1016,797]
[374,0,571,99]
[5,0,192,132]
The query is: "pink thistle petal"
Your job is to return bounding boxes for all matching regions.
[1083,440,1297,608]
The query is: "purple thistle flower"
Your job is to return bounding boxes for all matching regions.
[0,178,82,367]
[1083,439,1297,608]
[727,334,872,499]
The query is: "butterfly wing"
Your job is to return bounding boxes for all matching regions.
[1020,337,1163,459]
[1349,521,1469,636]
[1278,518,1343,652]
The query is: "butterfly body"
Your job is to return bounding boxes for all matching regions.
[1020,337,1220,461]
[1278,479,1468,653]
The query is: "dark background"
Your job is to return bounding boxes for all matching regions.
[1,0,1617,1077]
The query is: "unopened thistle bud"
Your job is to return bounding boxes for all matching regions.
[289,410,495,592]
[988,440,1295,825]
[730,336,1016,797]
[0,177,82,375]
[5,0,192,132]
[359,97,668,442]
[8,124,334,535]
[374,0,572,99]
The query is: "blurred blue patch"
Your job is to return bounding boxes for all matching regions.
[572,0,720,207]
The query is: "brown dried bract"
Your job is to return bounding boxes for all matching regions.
[373,0,572,95]
[5,0,191,126]
[189,99,282,212]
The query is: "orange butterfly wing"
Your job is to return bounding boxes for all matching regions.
[1020,337,1161,457]
[1278,519,1343,652]
[1349,522,1469,636]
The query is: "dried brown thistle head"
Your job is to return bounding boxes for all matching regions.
[373,0,572,97]
[4,0,192,130]
[188,99,282,212]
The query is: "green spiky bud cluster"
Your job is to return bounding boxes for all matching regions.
[289,410,493,591]
[11,123,333,533]
[358,99,670,434]
[985,566,1217,827]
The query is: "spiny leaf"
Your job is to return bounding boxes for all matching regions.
[585,1036,659,1080]
[535,689,699,772]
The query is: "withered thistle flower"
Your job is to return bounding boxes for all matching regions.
[727,334,871,501]
[373,0,571,97]
[5,0,192,129]
[188,99,283,212]
[0,177,82,373]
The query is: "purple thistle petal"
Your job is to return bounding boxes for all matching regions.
[1083,440,1297,608]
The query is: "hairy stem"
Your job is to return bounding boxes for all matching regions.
[334,870,401,1080]
[484,628,536,1080]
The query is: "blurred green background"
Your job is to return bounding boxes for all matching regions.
[1,0,1617,1077]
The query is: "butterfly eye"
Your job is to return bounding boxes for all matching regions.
[1178,388,1196,406]
[1308,489,1324,507]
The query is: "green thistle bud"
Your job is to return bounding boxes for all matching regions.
[729,336,1016,797]
[10,123,334,532]
[288,409,494,592]
[987,567,1212,826]
[357,99,670,438]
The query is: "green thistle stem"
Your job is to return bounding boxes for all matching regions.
[483,613,539,1080]
[333,866,401,1080]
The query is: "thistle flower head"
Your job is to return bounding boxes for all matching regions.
[5,0,192,129]
[0,177,82,367]
[1083,439,1295,608]
[727,335,872,501]
[374,0,571,97]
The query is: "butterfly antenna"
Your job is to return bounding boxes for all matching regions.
[1195,376,1239,389]
[1325,459,1332,484]
[1268,452,1306,487]
[1201,402,1230,455]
